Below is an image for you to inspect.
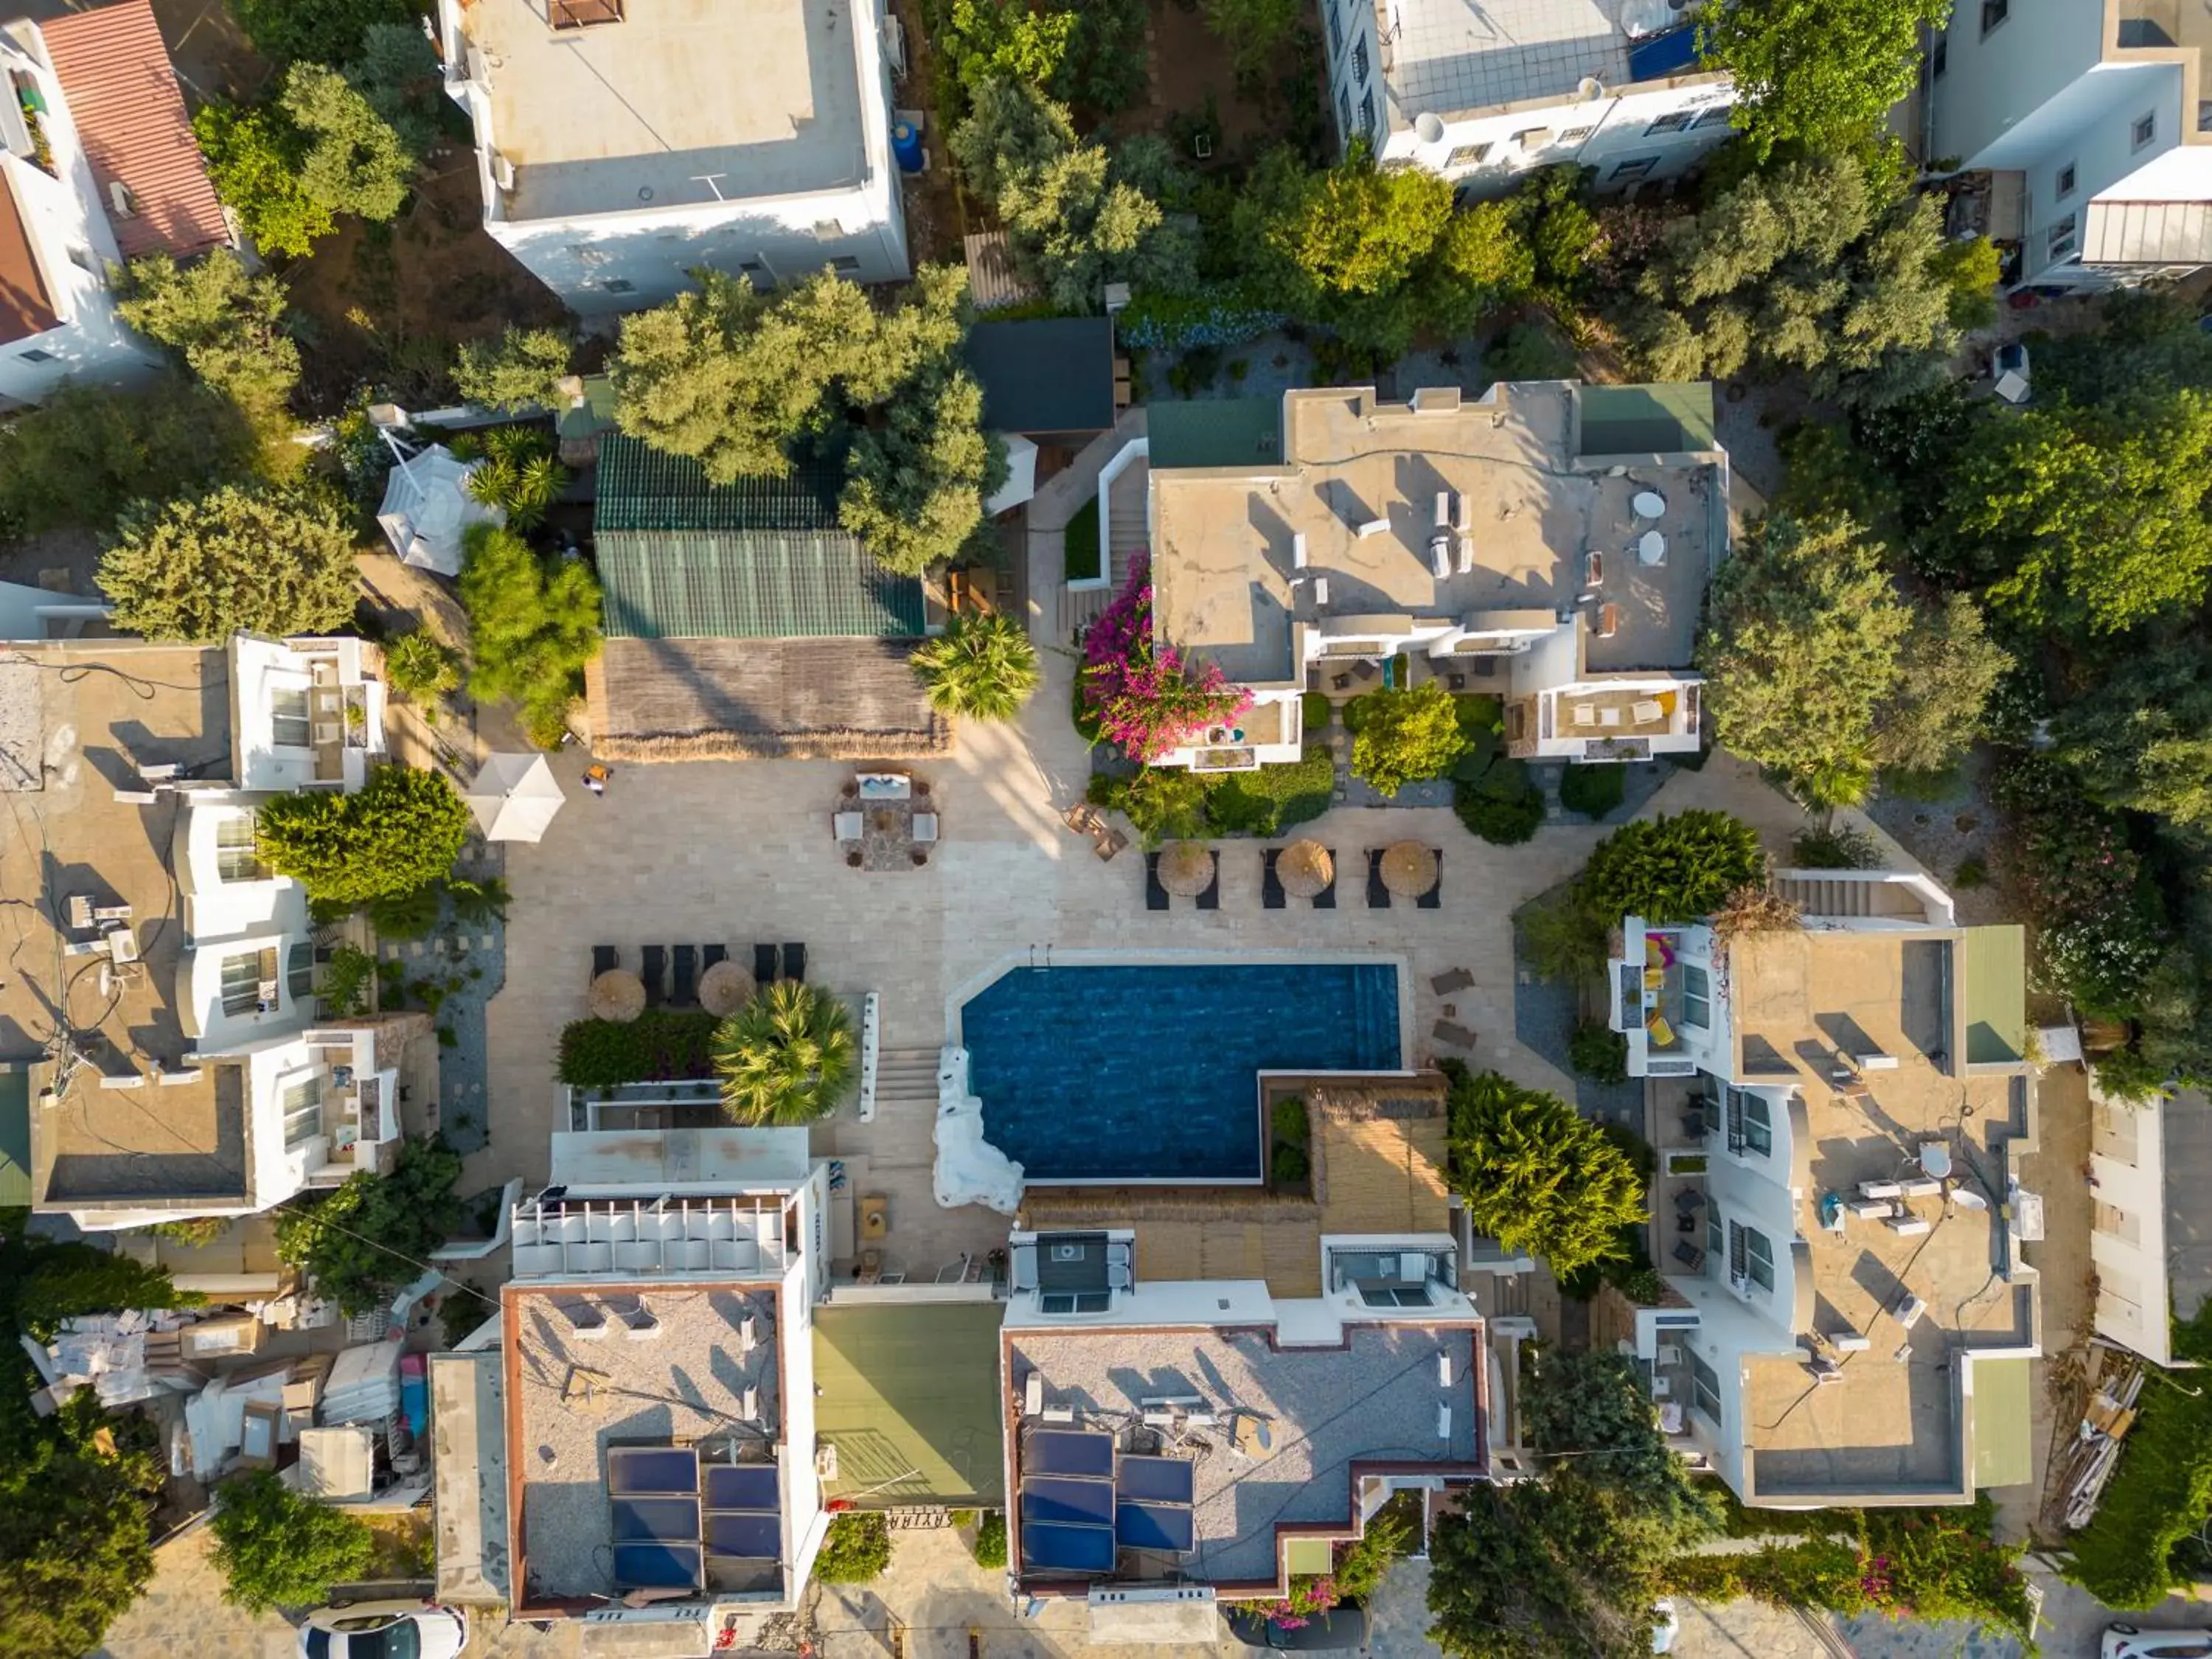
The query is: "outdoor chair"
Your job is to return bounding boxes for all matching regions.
[1430,967,1475,996]
[1143,852,1170,911]
[1195,855,1220,911]
[640,945,667,1006]
[1432,1020,1477,1048]
[782,943,807,983]
[913,813,939,844]
[833,810,863,841]
[1365,849,1392,909]
[1417,851,1443,909]
[1093,827,1127,862]
[1261,849,1287,910]
[702,944,727,971]
[591,945,619,980]
[1312,850,1337,908]
[1673,1241,1705,1272]
[670,945,698,1006]
[1680,1110,1705,1141]
[1063,802,1102,836]
[754,944,780,985]
[1674,1188,1705,1214]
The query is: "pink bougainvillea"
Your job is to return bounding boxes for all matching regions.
[1259,1574,1341,1629]
[1079,553,1252,763]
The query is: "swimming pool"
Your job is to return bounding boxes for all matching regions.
[959,961,1402,1183]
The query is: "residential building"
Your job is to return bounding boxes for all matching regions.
[435,0,908,315]
[1320,0,1739,195]
[490,1128,834,1629]
[1930,0,2212,287]
[961,316,1121,516]
[583,434,947,762]
[1001,1075,1488,1635]
[1605,870,2042,1506]
[2085,1075,2212,1366]
[7,636,425,1232]
[0,0,229,407]
[1130,380,1725,773]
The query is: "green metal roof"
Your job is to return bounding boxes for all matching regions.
[1964,925,2028,1067]
[1148,396,1283,470]
[812,1303,1005,1506]
[555,373,617,440]
[1971,1355,2034,1489]
[0,1069,29,1208]
[1576,383,1718,456]
[592,434,924,639]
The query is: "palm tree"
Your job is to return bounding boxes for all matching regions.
[712,981,857,1127]
[909,612,1040,723]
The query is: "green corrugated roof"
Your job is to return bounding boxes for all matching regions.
[1964,925,2028,1066]
[1971,1355,2033,1489]
[1576,383,1717,456]
[555,373,618,440]
[0,1070,29,1208]
[591,434,924,639]
[1148,397,1283,470]
[813,1304,1005,1506]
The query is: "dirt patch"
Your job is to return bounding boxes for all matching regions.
[0,527,103,597]
[1139,1,1324,165]
[1863,747,2015,928]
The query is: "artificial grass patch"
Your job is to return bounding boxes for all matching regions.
[1064,498,1102,584]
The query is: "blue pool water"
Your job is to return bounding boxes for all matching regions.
[961,962,1402,1182]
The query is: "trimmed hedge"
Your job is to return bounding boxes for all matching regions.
[1559,762,1627,818]
[557,1011,718,1087]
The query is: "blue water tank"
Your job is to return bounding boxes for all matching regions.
[891,119,925,174]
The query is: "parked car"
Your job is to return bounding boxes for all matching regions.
[2104,1627,2212,1659]
[1225,1607,1370,1649]
[299,1601,468,1659]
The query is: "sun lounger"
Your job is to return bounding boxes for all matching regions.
[1432,1020,1477,1048]
[1430,967,1475,995]
[640,946,667,1006]
[1262,849,1287,909]
[1417,851,1442,909]
[1632,699,1665,724]
[782,943,807,984]
[1144,852,1170,911]
[754,944,780,984]
[1093,827,1127,862]
[671,945,698,1006]
[1063,803,1102,835]
[1195,856,1220,911]
[702,944,727,971]
[592,945,619,980]
[1312,849,1337,908]
[1366,849,1391,909]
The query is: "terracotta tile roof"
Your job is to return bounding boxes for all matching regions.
[0,170,60,344]
[40,0,228,262]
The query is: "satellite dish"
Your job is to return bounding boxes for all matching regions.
[1578,75,1607,101]
[1413,111,1446,146]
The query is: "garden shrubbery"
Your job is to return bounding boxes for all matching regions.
[557,1011,720,1088]
[1088,745,1333,844]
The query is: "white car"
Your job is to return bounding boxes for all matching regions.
[2103,1626,2212,1659]
[298,1601,469,1659]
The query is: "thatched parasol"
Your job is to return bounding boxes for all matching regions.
[1380,840,1439,900]
[1279,839,1334,900]
[698,959,757,1018]
[589,970,645,1023]
[1158,841,1217,897]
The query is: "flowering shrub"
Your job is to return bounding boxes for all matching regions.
[1116,286,1285,352]
[1079,554,1251,762]
[1259,1573,1340,1628]
[1997,757,2163,1017]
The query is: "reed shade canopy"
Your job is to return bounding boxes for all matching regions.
[588,970,646,1022]
[1380,840,1439,899]
[1279,838,1334,900]
[698,959,757,1017]
[1158,841,1217,897]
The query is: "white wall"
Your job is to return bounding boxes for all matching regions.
[1380,82,1739,196]
[2088,1081,2175,1366]
[1930,0,2108,168]
[2013,61,2191,282]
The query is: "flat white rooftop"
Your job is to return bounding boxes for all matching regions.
[465,0,867,221]
[1380,0,1640,118]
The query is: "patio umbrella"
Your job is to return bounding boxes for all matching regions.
[1158,841,1216,897]
[465,752,567,844]
[1278,839,1333,900]
[375,444,504,577]
[1380,840,1439,900]
[698,959,756,1018]
[589,970,645,1023]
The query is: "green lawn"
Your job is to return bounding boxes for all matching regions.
[1064,498,1102,584]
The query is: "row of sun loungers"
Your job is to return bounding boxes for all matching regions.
[591,942,804,1008]
[1144,848,1443,910]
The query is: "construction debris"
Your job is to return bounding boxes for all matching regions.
[2058,1343,2146,1531]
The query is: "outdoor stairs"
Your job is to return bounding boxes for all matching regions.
[1051,428,1150,641]
[863,1046,942,1171]
[1775,874,1927,922]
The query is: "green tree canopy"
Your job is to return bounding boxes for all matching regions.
[453,326,576,412]
[0,378,257,538]
[1348,683,1470,796]
[281,63,415,223]
[209,1468,378,1613]
[1198,0,1303,78]
[2053,636,2212,834]
[97,484,357,641]
[115,251,301,445]
[1698,0,1950,160]
[15,1246,194,1337]
[456,522,605,747]
[839,364,1006,574]
[1580,810,1767,923]
[343,21,444,159]
[909,611,1041,721]
[1524,1352,1720,1538]
[275,1135,465,1314]
[714,981,858,1127]
[257,765,472,908]
[0,1436,161,1658]
[1430,1475,1674,1658]
[232,0,414,67]
[192,101,335,259]
[1444,1066,1646,1277]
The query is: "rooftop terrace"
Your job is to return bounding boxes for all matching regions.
[1375,0,1645,120]
[462,0,867,222]
[1148,383,1719,686]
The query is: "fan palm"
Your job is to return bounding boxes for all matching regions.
[712,981,857,1127]
[909,612,1041,723]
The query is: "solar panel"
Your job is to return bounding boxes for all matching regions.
[1027,1428,1115,1478]
[612,1540,701,1589]
[706,1510,782,1559]
[611,1496,701,1543]
[706,1464,781,1512]
[1020,1520,1116,1573]
[1020,1475,1116,1528]
[1115,1500,1195,1554]
[608,1446,701,1497]
[1116,1454,1195,1505]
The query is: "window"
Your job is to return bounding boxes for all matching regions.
[282,1077,322,1147]
[1360,1281,1435,1307]
[1446,142,1492,168]
[1039,1291,1111,1314]
[830,257,860,273]
[220,949,275,1018]
[1557,125,1594,145]
[1361,91,1377,139]
[1327,0,1343,55]
[2134,111,2157,150]
[1930,32,1947,76]
[1610,156,1660,182]
[1689,1352,1722,1424]
[1680,964,1711,1029]
[2056,161,2076,198]
[1645,110,1696,135]
[1692,104,1733,128]
[1729,1221,1775,1292]
[1339,88,1353,136]
[2048,213,2078,260]
[1352,36,1368,86]
[17,348,55,364]
[1980,0,2006,32]
[1727,1089,1772,1158]
[215,815,266,883]
[269,686,310,748]
[1706,1207,1723,1262]
[602,278,636,293]
[287,942,314,1002]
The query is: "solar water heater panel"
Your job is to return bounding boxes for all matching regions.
[706,1510,782,1559]
[1020,1520,1117,1573]
[706,1464,782,1512]
[1115,1453,1195,1504]
[1115,1500,1195,1553]
[1026,1428,1115,1478]
[611,1496,701,1542]
[1021,1475,1116,1527]
[612,1540,701,1589]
